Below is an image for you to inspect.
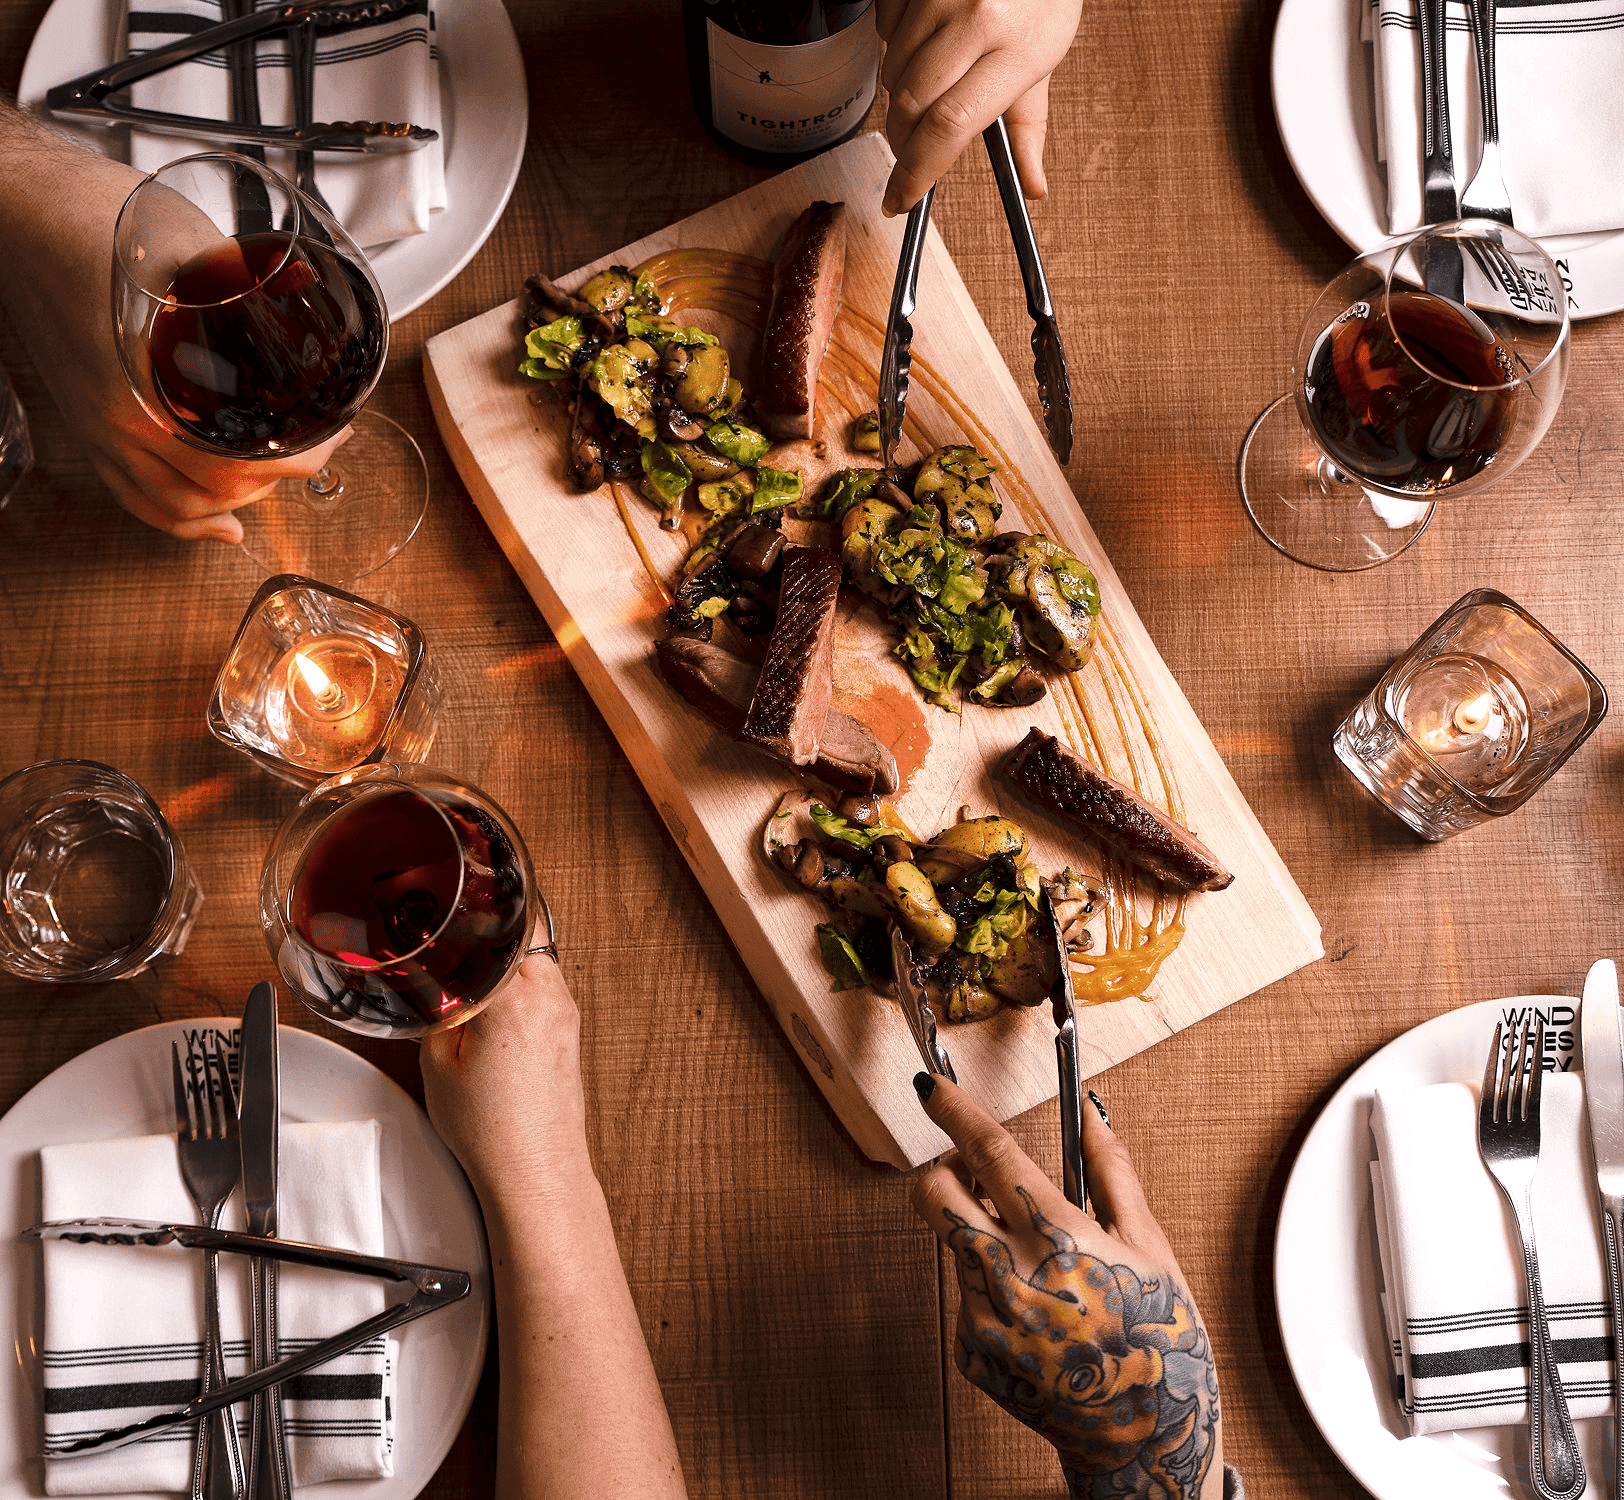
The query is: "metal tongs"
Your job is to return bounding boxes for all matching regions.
[1038,890,1088,1211]
[45,0,439,153]
[25,1218,470,1456]
[876,117,1074,471]
[889,924,956,1083]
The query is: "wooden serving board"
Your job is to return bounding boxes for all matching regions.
[424,132,1322,1167]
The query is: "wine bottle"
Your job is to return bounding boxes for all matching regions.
[683,0,881,166]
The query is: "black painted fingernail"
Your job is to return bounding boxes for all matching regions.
[913,1071,936,1103]
[1089,1089,1110,1125]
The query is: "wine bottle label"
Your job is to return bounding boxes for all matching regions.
[706,10,879,156]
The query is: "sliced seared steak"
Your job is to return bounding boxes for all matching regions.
[1000,728,1234,893]
[740,546,843,765]
[758,201,847,441]
[656,636,898,794]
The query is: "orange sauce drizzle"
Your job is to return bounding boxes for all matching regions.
[625,249,1189,1004]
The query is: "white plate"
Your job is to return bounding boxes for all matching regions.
[1274,996,1614,1499]
[0,1019,490,1499]
[16,0,527,320]
[1269,0,1624,318]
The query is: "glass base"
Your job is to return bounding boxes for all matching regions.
[237,410,429,587]
[1239,395,1436,572]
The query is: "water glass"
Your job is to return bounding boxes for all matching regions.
[1332,590,1607,840]
[0,761,204,980]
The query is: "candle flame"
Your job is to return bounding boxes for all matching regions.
[294,650,334,697]
[1453,691,1495,735]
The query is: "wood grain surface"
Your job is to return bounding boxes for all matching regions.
[424,130,1320,1168]
[3,0,1623,1496]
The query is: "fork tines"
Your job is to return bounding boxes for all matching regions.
[1483,1014,1546,1125]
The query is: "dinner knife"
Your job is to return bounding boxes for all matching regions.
[876,185,934,472]
[1418,0,1465,299]
[239,983,292,1500]
[1580,957,1624,1500]
[1039,891,1088,1211]
[982,117,1073,465]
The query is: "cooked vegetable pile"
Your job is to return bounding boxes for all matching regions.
[521,268,791,527]
[765,791,1102,1022]
[819,434,1101,710]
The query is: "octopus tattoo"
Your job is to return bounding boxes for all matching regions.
[945,1187,1220,1500]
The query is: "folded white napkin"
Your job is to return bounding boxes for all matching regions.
[125,0,446,251]
[39,1121,396,1493]
[1367,0,1624,237]
[1369,1073,1612,1435]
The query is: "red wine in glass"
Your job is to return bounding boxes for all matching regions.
[1300,289,1518,492]
[287,785,529,1032]
[146,232,385,458]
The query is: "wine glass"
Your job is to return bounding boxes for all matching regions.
[1239,220,1569,572]
[112,151,428,584]
[260,762,536,1038]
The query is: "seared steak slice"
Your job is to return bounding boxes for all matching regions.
[740,546,843,765]
[758,201,847,441]
[1000,728,1233,893]
[656,636,898,795]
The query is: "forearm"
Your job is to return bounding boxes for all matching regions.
[1062,1431,1225,1499]
[481,1161,686,1500]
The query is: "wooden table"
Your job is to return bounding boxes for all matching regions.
[3,2,1621,1495]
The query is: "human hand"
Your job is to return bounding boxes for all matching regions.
[875,0,1084,216]
[0,104,346,541]
[911,1075,1222,1499]
[419,938,593,1212]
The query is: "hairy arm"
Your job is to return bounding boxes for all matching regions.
[420,952,686,1500]
[913,1077,1223,1500]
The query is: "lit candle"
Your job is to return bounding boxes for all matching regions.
[1452,691,1496,736]
[264,633,402,772]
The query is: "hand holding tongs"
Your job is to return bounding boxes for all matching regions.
[26,1219,470,1457]
[876,118,1074,471]
[45,0,439,152]
[1038,890,1088,1210]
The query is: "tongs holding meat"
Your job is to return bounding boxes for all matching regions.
[45,0,440,152]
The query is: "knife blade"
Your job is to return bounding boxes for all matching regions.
[239,983,291,1500]
[982,117,1073,465]
[1039,891,1087,1210]
[888,924,956,1084]
[1580,957,1624,1500]
[1418,0,1465,299]
[876,185,934,472]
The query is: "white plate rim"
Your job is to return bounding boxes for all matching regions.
[0,1018,490,1500]
[1272,994,1609,1499]
[1268,0,1623,320]
[15,0,528,321]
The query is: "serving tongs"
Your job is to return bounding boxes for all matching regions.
[24,1218,470,1456]
[45,0,439,153]
[1038,890,1088,1211]
[889,924,957,1083]
[876,118,1074,470]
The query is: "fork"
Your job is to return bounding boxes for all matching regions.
[1477,1017,1586,1500]
[172,1040,246,1500]
[1460,0,1516,225]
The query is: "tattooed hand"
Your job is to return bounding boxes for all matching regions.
[911,1076,1222,1500]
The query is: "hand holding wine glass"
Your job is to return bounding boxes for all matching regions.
[0,100,344,541]
[1239,220,1569,571]
[112,151,427,582]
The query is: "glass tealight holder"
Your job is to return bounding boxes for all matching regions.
[1332,588,1606,840]
[209,574,443,788]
